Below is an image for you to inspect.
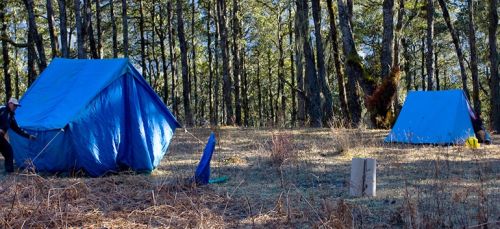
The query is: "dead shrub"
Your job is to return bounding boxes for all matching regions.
[269,133,296,166]
[318,199,353,228]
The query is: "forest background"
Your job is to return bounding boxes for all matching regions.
[0,0,499,131]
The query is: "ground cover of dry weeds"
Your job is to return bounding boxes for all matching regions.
[0,127,499,228]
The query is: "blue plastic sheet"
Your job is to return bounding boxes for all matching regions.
[195,133,216,185]
[10,58,181,176]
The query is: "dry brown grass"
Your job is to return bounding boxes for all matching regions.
[0,127,499,228]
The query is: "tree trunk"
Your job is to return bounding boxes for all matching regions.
[337,0,368,127]
[214,0,220,125]
[402,38,412,91]
[267,50,274,125]
[74,0,86,59]
[326,0,349,121]
[122,0,128,57]
[217,0,233,125]
[110,0,118,58]
[277,8,285,126]
[421,36,425,90]
[0,2,11,100]
[151,0,159,86]
[232,0,241,125]
[84,0,98,59]
[437,0,470,98]
[14,33,19,98]
[289,5,297,127]
[294,1,305,127]
[27,32,36,86]
[425,0,434,90]
[393,0,404,67]
[467,0,481,117]
[298,0,321,127]
[57,0,69,57]
[311,0,333,126]
[242,52,249,126]
[191,0,198,122]
[177,0,194,126]
[381,0,394,78]
[257,56,263,127]
[207,0,215,125]
[95,0,102,58]
[139,0,147,77]
[167,1,178,115]
[157,4,169,104]
[46,0,59,58]
[392,0,405,114]
[434,50,440,90]
[24,0,47,70]
[488,0,500,131]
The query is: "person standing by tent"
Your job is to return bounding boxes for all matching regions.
[0,98,36,173]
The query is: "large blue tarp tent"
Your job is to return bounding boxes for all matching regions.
[385,90,476,144]
[10,58,181,176]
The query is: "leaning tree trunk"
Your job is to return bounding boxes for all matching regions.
[425,0,434,90]
[297,0,321,127]
[467,0,481,118]
[488,0,500,132]
[57,0,69,57]
[24,0,47,70]
[437,0,470,99]
[337,0,371,127]
[311,0,333,126]
[46,0,59,57]
[177,0,194,126]
[326,0,349,120]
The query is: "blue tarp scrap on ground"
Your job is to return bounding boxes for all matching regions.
[385,89,475,144]
[10,58,181,176]
[194,132,216,185]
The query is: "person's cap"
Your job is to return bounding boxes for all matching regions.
[8,98,21,106]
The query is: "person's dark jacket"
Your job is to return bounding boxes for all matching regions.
[0,105,31,139]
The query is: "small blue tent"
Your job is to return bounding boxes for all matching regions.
[385,90,476,144]
[10,58,181,176]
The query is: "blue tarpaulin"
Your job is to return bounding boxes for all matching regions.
[10,58,181,176]
[385,90,475,144]
[195,133,216,185]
